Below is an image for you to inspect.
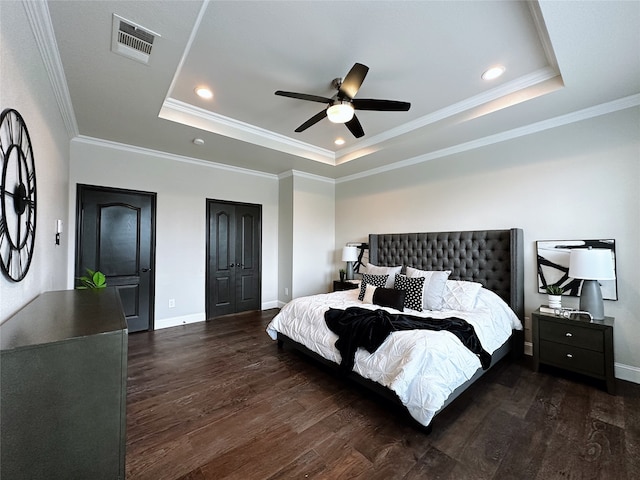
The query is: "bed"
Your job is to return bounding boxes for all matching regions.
[266,228,524,431]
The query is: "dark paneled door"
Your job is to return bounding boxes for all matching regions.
[207,200,261,319]
[76,185,156,332]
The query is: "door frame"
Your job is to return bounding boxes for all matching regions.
[205,199,262,320]
[75,184,157,330]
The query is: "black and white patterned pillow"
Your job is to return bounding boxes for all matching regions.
[358,273,389,300]
[393,274,426,311]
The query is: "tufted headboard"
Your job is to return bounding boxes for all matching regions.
[368,228,524,321]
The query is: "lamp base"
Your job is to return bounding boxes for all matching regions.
[346,262,354,280]
[579,279,605,320]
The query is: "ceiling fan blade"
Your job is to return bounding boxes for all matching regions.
[352,99,411,111]
[275,91,332,104]
[295,110,327,132]
[339,63,369,99]
[345,114,364,138]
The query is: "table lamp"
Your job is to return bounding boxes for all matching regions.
[342,246,358,280]
[568,247,615,320]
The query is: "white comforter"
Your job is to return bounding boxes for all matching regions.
[266,287,522,427]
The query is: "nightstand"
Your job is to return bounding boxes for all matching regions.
[532,308,615,394]
[333,280,359,292]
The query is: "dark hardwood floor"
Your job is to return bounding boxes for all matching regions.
[126,309,640,480]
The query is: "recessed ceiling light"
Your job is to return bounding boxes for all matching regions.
[481,66,505,81]
[193,138,205,145]
[195,87,213,99]
[334,138,346,146]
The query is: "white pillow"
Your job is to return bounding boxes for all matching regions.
[362,283,377,304]
[365,263,402,288]
[442,280,483,311]
[405,266,451,311]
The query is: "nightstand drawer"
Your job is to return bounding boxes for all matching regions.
[539,340,605,377]
[539,319,604,351]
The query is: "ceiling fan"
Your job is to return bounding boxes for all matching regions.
[275,63,411,138]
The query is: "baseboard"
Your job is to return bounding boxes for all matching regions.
[154,312,206,330]
[155,304,283,330]
[524,341,533,357]
[261,300,281,310]
[615,362,640,384]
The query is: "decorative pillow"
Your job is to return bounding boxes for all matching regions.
[358,273,389,300]
[365,263,402,288]
[372,287,406,311]
[442,280,483,311]
[393,274,426,311]
[361,283,377,304]
[406,267,451,311]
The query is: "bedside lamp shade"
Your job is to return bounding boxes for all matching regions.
[569,248,615,320]
[342,246,358,280]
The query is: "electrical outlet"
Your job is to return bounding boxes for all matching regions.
[284,287,289,296]
[168,299,175,308]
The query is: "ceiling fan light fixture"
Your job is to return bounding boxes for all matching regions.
[327,101,355,124]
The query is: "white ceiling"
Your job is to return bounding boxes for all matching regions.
[45,0,640,179]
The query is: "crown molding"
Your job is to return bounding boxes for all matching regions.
[23,0,78,138]
[159,98,336,165]
[337,93,640,183]
[528,0,560,72]
[160,67,562,169]
[74,92,638,186]
[335,66,562,163]
[72,135,279,180]
[278,169,335,184]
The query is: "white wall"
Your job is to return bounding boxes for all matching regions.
[68,138,280,328]
[278,174,293,305]
[277,171,336,303]
[335,107,640,383]
[290,172,335,298]
[0,1,70,322]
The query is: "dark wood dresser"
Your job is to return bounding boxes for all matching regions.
[532,308,615,394]
[0,288,127,479]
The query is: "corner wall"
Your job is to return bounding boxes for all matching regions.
[335,107,640,383]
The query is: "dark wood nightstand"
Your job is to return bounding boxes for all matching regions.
[532,308,615,394]
[333,280,359,292]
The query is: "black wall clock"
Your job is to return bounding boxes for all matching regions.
[0,108,37,282]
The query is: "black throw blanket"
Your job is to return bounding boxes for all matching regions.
[324,307,492,372]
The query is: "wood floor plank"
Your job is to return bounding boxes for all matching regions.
[264,449,328,480]
[125,309,640,479]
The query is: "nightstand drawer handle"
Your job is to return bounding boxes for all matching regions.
[565,332,573,337]
[566,353,573,359]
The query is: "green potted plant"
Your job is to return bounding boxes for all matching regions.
[76,268,107,289]
[545,284,564,308]
[339,268,346,282]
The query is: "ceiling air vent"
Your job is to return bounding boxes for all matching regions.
[111,14,160,65]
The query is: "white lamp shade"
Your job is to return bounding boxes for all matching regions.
[569,248,616,280]
[341,246,358,262]
[327,102,355,124]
